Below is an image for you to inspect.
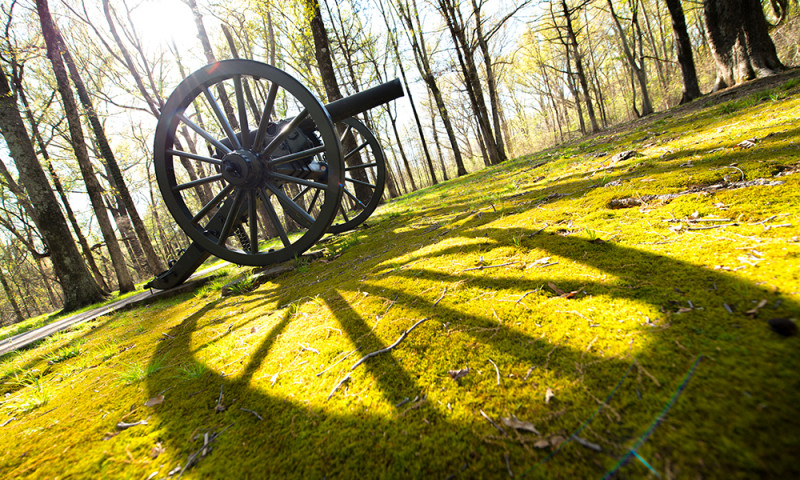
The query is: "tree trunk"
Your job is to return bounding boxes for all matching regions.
[0,268,24,324]
[558,0,600,131]
[393,0,468,176]
[703,0,784,90]
[303,0,374,200]
[437,0,505,165]
[606,0,653,116]
[0,67,105,310]
[36,0,134,294]
[471,0,508,161]
[665,0,701,103]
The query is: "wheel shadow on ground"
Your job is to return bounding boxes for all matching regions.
[143,216,800,478]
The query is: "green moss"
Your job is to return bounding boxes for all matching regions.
[1,75,800,479]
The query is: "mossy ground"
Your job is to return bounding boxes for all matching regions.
[2,74,800,479]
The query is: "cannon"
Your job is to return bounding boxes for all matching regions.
[145,59,404,290]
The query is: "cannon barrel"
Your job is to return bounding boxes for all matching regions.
[297,78,404,132]
[325,78,404,123]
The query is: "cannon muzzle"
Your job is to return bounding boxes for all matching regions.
[324,78,404,123]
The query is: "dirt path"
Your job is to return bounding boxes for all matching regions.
[0,264,226,357]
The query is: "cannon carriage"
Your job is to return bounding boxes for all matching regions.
[146,59,403,290]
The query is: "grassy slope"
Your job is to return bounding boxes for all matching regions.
[1,75,799,479]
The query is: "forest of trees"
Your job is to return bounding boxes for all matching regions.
[0,0,798,322]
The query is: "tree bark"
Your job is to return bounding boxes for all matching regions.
[393,0,468,177]
[665,0,701,103]
[303,0,374,200]
[436,0,505,165]
[0,267,24,324]
[0,66,105,310]
[36,0,135,294]
[703,0,784,91]
[558,0,600,131]
[56,29,164,275]
[471,0,509,160]
[606,0,653,116]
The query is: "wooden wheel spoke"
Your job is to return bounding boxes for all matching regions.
[217,189,245,245]
[344,176,376,189]
[266,145,326,167]
[345,162,378,171]
[260,109,309,158]
[253,83,279,152]
[173,174,224,192]
[203,88,241,150]
[178,113,232,155]
[234,75,250,149]
[342,187,367,208]
[266,183,316,226]
[248,191,259,254]
[258,189,291,248]
[306,189,321,214]
[292,186,311,202]
[339,125,353,144]
[192,184,234,223]
[167,149,223,166]
[344,141,369,161]
[269,172,328,191]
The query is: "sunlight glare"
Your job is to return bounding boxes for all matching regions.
[128,0,198,50]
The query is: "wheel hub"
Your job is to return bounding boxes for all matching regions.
[221,150,263,188]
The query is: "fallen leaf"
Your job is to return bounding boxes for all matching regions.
[736,138,757,149]
[501,415,540,435]
[150,442,165,459]
[548,283,565,296]
[145,395,164,407]
[549,435,566,447]
[746,299,768,317]
[533,439,550,449]
[116,420,147,430]
[545,388,555,404]
[448,368,470,382]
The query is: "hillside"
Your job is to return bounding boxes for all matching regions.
[1,73,799,479]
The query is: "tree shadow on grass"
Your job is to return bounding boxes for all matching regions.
[143,220,800,478]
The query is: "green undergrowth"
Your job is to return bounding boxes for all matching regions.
[1,75,800,479]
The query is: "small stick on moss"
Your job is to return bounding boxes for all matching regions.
[528,224,548,237]
[488,358,501,386]
[239,408,263,421]
[214,385,226,413]
[462,262,522,273]
[573,435,602,452]
[750,215,777,226]
[723,303,734,314]
[433,288,448,306]
[315,349,358,377]
[517,288,541,303]
[300,344,320,354]
[480,410,506,435]
[162,332,175,339]
[765,223,793,231]
[505,452,514,477]
[1,417,15,427]
[635,360,661,387]
[350,318,429,371]
[687,223,735,231]
[327,373,351,401]
[177,422,235,478]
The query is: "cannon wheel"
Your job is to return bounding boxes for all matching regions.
[327,117,386,234]
[153,59,343,266]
